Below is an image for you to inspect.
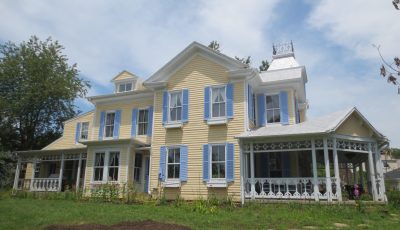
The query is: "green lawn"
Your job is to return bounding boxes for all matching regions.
[0,196,399,229]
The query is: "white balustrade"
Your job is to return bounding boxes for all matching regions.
[31,178,60,192]
[244,177,338,200]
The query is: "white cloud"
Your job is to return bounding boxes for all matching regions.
[307,0,400,60]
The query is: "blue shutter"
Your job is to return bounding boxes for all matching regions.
[113,110,121,139]
[162,91,169,124]
[75,122,81,143]
[159,146,167,182]
[282,152,291,177]
[98,111,106,140]
[204,87,210,120]
[147,106,153,137]
[131,108,138,137]
[257,94,266,126]
[226,143,234,182]
[280,91,289,125]
[182,89,189,123]
[180,145,188,182]
[226,83,234,118]
[295,97,300,123]
[202,144,209,182]
[248,85,253,123]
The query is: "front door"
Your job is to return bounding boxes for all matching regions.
[144,157,150,193]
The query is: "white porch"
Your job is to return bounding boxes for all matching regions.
[13,151,87,192]
[240,137,387,202]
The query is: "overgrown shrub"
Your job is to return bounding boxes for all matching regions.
[387,191,400,208]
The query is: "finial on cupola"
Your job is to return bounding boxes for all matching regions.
[272,41,295,59]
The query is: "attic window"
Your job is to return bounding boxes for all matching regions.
[117,82,133,93]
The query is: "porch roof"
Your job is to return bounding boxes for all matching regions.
[237,107,386,141]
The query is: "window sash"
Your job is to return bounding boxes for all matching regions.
[167,148,180,179]
[94,152,105,181]
[80,122,89,140]
[134,154,142,182]
[265,95,281,123]
[211,86,226,118]
[211,145,226,179]
[137,109,149,135]
[169,92,182,122]
[104,112,115,137]
[93,151,119,182]
[118,83,133,92]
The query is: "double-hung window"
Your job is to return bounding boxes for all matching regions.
[80,122,89,140]
[211,86,226,118]
[108,152,119,181]
[167,147,180,180]
[93,151,120,182]
[134,153,142,183]
[104,112,115,138]
[94,152,105,181]
[211,145,226,179]
[169,91,182,122]
[118,82,133,93]
[266,95,280,123]
[137,109,149,135]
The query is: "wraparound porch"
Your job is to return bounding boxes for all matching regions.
[240,136,387,202]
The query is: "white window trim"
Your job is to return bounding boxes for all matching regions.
[163,146,181,187]
[79,122,89,140]
[115,80,135,93]
[168,90,183,123]
[137,108,149,136]
[103,110,116,140]
[210,85,227,119]
[265,93,281,125]
[207,143,227,187]
[91,149,121,184]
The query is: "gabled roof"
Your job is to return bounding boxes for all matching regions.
[111,70,139,82]
[237,107,386,140]
[144,42,247,87]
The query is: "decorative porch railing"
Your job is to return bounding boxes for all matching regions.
[244,177,338,200]
[30,178,60,192]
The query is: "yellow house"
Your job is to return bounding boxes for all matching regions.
[14,42,389,203]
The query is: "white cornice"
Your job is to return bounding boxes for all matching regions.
[88,90,154,105]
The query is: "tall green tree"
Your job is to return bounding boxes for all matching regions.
[259,59,270,72]
[0,36,90,151]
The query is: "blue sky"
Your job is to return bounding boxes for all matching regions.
[1,0,399,147]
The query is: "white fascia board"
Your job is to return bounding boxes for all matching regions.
[89,91,154,105]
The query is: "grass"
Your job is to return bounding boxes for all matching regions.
[1,192,400,229]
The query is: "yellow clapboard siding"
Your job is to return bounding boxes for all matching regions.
[150,55,244,200]
[336,113,372,137]
[43,112,94,150]
[93,98,153,141]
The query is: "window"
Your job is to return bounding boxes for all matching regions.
[167,147,180,179]
[211,145,225,179]
[134,154,142,183]
[211,86,226,118]
[94,152,105,181]
[268,153,282,177]
[80,122,89,140]
[118,82,133,93]
[169,91,182,122]
[108,152,119,181]
[104,112,115,138]
[266,95,280,123]
[137,109,149,135]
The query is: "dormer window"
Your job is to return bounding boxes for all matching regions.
[266,94,280,123]
[117,82,133,93]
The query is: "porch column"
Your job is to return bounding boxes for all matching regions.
[323,138,332,202]
[367,143,378,201]
[58,153,65,192]
[75,153,83,192]
[250,142,255,200]
[311,139,319,201]
[13,158,21,191]
[332,138,342,202]
[374,143,386,201]
[30,158,37,191]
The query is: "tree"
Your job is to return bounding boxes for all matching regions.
[0,36,90,151]
[390,148,400,159]
[374,45,400,94]
[393,0,400,10]
[259,59,270,72]
[208,41,220,52]
[235,56,251,66]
